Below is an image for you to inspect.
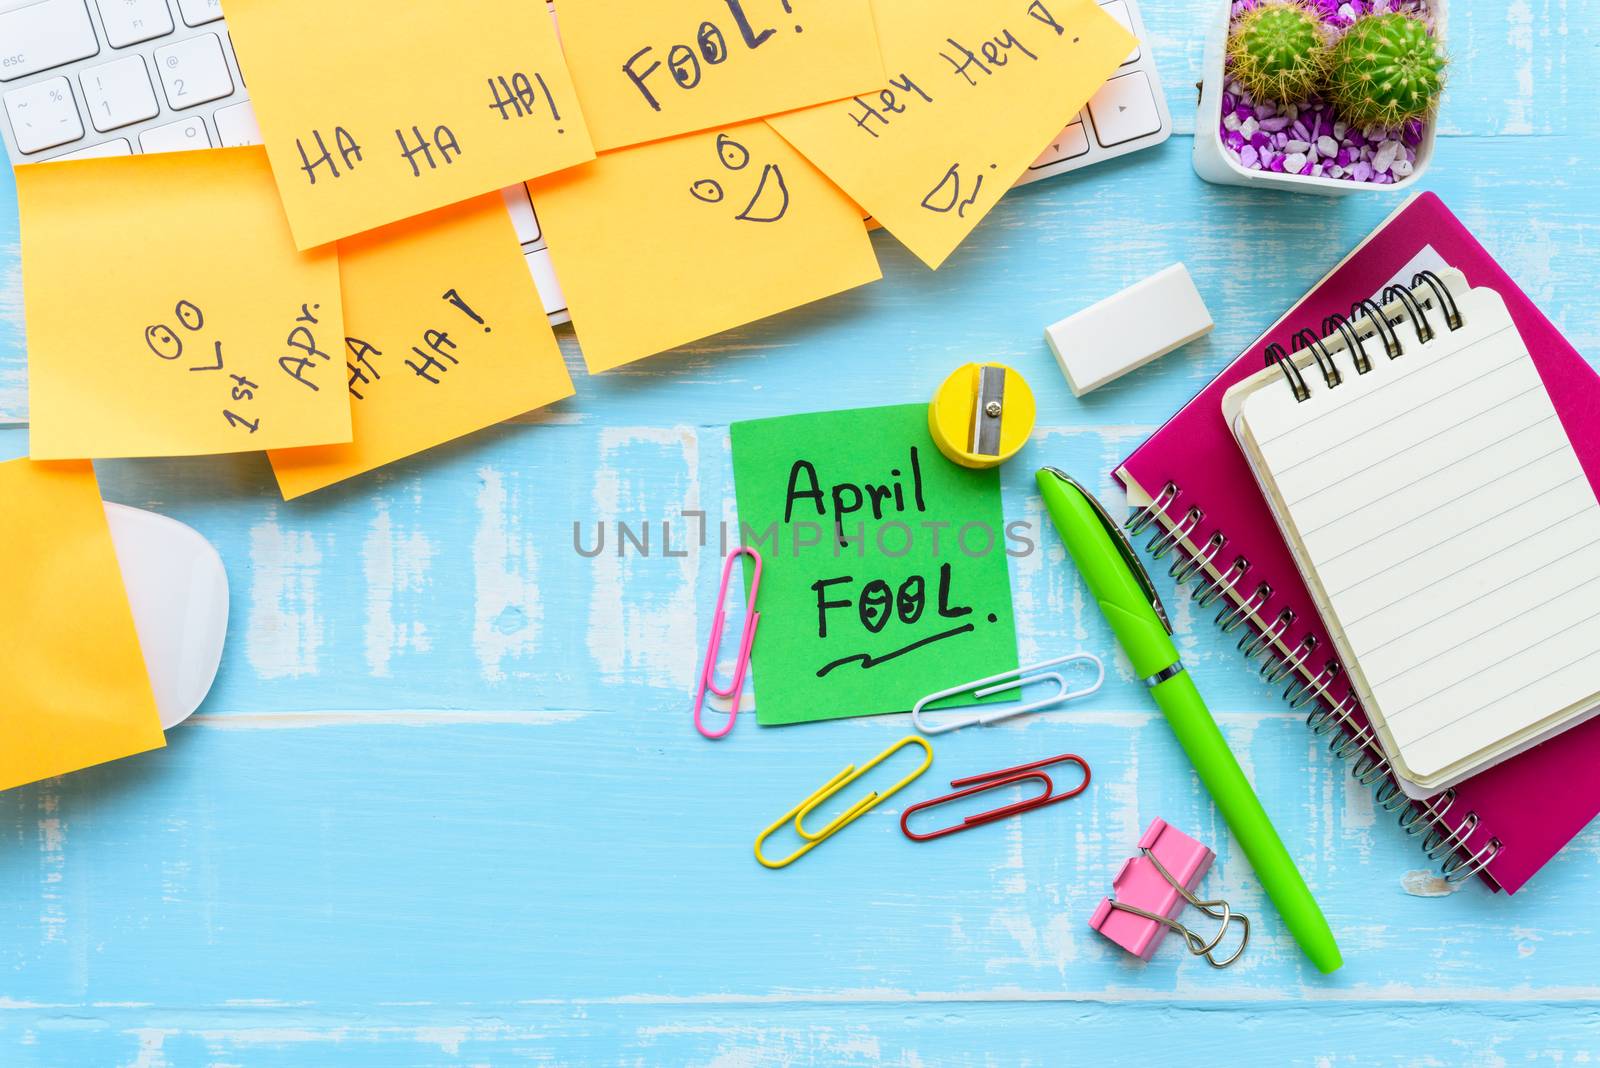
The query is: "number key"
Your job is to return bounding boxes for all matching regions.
[153,32,233,110]
[80,54,158,132]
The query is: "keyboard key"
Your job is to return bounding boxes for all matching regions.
[500,184,542,245]
[1087,71,1162,147]
[96,0,174,48]
[4,76,83,153]
[1031,121,1090,168]
[57,136,130,159]
[174,0,222,26]
[140,114,210,153]
[213,99,260,146]
[154,32,232,109]
[80,54,158,132]
[1098,0,1142,65]
[0,0,99,82]
[524,247,567,317]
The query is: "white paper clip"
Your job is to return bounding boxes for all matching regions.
[911,653,1104,736]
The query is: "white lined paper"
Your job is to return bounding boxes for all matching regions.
[1239,280,1600,780]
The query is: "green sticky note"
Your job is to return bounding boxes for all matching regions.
[730,403,1019,726]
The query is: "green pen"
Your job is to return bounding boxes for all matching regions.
[1036,467,1342,975]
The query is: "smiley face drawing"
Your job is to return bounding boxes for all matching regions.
[689,133,790,223]
[144,323,184,361]
[143,299,207,361]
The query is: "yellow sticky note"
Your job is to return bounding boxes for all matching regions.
[528,122,881,373]
[0,459,165,792]
[268,195,576,499]
[558,0,885,151]
[20,148,350,460]
[225,0,595,249]
[769,0,1135,268]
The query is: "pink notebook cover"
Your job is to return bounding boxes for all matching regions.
[1116,192,1600,894]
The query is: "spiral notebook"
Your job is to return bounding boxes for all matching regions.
[1222,269,1600,792]
[1116,192,1600,894]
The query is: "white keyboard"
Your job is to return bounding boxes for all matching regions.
[1018,0,1173,185]
[2,0,1170,323]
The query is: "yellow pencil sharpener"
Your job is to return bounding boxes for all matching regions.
[928,363,1036,469]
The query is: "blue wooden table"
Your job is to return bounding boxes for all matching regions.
[3,2,1597,1062]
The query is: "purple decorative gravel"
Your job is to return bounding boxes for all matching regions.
[1221,0,1434,185]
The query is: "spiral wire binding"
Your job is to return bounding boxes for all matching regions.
[1216,582,1271,635]
[1383,283,1435,344]
[1171,531,1225,584]
[1148,506,1202,560]
[1194,557,1249,610]
[1266,343,1311,402]
[1121,273,1504,884]
[1284,660,1339,710]
[1292,329,1343,389]
[1322,313,1373,374]
[1354,296,1403,358]
[1239,608,1294,660]
[1263,635,1316,686]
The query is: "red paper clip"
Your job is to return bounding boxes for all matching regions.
[900,753,1090,841]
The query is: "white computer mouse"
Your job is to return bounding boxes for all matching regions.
[103,502,229,730]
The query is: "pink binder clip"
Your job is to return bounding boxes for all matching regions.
[693,547,762,739]
[1088,818,1249,968]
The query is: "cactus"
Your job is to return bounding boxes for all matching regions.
[1226,1,1332,107]
[1327,12,1447,129]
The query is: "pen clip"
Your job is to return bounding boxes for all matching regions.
[1039,467,1173,636]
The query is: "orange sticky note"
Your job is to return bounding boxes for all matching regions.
[0,459,165,792]
[268,195,575,499]
[529,122,881,373]
[769,0,1135,268]
[226,0,595,249]
[19,148,350,460]
[558,0,885,151]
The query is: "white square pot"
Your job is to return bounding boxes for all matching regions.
[1191,0,1445,194]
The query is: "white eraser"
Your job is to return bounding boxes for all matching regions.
[1044,264,1213,397]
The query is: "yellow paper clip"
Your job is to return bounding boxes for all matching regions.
[754,736,933,869]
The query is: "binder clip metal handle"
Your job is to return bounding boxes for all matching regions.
[1098,847,1250,968]
[1088,817,1250,968]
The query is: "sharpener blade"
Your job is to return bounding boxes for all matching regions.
[971,366,1006,456]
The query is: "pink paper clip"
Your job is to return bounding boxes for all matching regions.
[1088,818,1249,968]
[693,547,762,739]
